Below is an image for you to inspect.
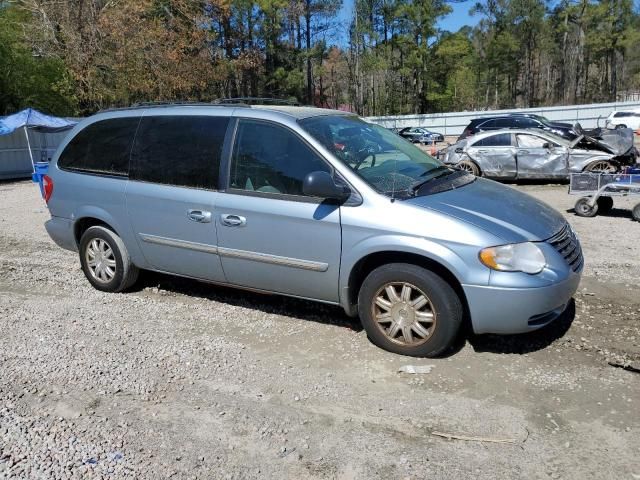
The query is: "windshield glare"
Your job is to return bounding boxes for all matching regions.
[300,115,443,198]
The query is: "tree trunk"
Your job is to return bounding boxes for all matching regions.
[305,0,312,104]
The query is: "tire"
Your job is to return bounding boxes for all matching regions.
[615,124,627,129]
[632,203,640,222]
[456,160,480,176]
[596,196,614,214]
[79,226,139,292]
[584,160,617,174]
[358,263,463,357]
[574,197,599,217]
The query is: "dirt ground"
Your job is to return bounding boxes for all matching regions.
[0,179,638,480]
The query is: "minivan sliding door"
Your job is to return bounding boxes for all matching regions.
[125,113,228,282]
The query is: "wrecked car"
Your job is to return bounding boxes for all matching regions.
[443,128,637,179]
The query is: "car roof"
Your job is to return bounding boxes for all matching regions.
[99,103,350,120]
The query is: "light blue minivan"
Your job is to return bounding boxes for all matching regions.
[43,104,582,357]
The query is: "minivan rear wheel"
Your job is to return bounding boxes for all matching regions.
[358,264,462,357]
[79,226,139,292]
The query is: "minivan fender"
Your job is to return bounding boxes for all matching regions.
[339,235,489,316]
[72,206,125,239]
[71,206,146,267]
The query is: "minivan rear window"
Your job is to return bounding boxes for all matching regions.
[131,115,229,190]
[58,117,140,176]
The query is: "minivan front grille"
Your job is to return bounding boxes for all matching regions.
[547,223,583,272]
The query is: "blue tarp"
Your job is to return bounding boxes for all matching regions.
[0,108,77,135]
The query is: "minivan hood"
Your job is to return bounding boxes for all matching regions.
[405,178,565,243]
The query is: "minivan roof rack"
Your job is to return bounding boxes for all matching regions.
[97,98,303,113]
[98,101,251,113]
[129,101,250,108]
[215,97,301,106]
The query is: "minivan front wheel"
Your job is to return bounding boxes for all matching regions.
[358,264,462,357]
[79,226,139,292]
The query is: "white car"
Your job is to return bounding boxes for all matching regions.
[605,110,640,130]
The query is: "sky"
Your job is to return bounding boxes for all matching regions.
[335,0,480,45]
[438,1,480,32]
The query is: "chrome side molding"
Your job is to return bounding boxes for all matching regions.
[139,233,219,254]
[139,234,328,272]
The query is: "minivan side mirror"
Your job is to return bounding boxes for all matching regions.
[302,171,350,201]
[542,142,551,149]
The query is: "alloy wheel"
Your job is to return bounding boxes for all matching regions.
[371,282,437,346]
[85,238,116,283]
[587,161,616,173]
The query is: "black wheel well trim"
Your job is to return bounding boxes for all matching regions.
[73,217,119,247]
[345,251,470,323]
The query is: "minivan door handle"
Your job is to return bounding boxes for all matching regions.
[220,214,247,227]
[187,209,212,223]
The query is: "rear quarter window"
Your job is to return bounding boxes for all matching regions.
[477,119,497,129]
[58,117,140,176]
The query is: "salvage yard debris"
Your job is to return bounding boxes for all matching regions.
[398,365,435,374]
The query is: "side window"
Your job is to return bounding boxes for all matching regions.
[472,133,512,147]
[515,117,538,128]
[516,134,548,148]
[493,118,513,128]
[58,117,139,176]
[230,119,331,196]
[131,115,229,189]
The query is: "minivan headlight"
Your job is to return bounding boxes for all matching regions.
[479,242,546,274]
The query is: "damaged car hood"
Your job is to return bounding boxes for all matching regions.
[571,128,634,156]
[405,178,566,243]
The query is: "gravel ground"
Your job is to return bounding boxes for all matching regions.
[1,179,639,480]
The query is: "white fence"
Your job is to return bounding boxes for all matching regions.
[366,100,640,136]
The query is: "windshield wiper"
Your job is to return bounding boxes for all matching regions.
[410,167,455,193]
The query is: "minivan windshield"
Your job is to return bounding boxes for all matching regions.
[300,115,459,198]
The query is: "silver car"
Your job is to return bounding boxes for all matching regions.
[444,128,636,178]
[43,104,582,357]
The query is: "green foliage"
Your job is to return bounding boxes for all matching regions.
[0,6,76,115]
[2,0,640,117]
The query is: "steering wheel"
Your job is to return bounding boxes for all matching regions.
[353,145,378,170]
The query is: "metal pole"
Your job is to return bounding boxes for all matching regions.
[24,126,35,172]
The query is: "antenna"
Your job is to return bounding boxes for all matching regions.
[390,156,398,202]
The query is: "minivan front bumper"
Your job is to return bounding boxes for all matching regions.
[462,272,581,334]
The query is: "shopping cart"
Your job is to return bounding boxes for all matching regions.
[569,170,640,221]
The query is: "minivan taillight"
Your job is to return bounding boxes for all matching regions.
[42,175,53,203]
